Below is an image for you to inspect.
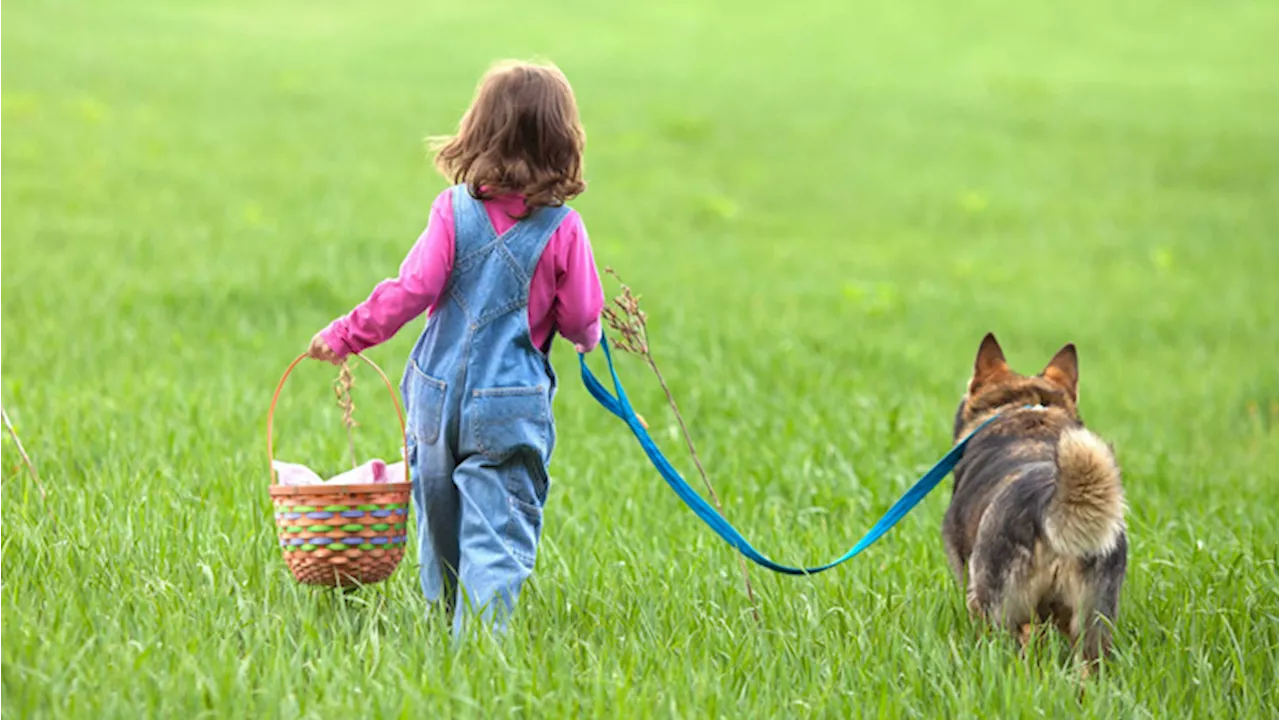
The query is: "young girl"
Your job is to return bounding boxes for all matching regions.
[307,60,604,636]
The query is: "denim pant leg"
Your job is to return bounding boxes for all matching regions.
[410,440,460,611]
[450,452,547,637]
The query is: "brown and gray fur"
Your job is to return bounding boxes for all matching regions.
[943,333,1127,667]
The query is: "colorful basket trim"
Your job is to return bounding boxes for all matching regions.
[280,535,408,549]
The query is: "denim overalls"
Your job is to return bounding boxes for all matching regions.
[401,184,568,636]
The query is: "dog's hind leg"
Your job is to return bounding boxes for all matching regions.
[965,582,983,621]
[947,545,969,591]
[967,551,1037,640]
[1070,597,1116,674]
[1063,536,1127,675]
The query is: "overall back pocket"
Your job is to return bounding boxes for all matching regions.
[470,385,551,461]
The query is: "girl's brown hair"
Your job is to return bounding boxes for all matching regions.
[431,60,586,217]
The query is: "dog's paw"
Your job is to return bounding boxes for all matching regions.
[1017,623,1033,650]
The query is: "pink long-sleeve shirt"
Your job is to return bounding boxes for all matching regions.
[321,190,604,359]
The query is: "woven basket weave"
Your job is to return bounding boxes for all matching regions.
[267,354,411,587]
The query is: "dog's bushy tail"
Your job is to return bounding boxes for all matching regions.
[1045,428,1126,557]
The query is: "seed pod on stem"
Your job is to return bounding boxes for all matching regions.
[334,361,358,470]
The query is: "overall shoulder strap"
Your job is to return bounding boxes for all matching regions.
[504,203,571,278]
[450,184,499,256]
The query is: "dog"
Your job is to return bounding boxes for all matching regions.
[943,333,1127,669]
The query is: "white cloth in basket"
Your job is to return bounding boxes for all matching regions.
[273,457,408,486]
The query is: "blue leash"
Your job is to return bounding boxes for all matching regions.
[577,333,998,575]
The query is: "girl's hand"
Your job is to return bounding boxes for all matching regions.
[574,343,590,354]
[307,334,341,365]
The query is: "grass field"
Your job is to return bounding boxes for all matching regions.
[3,0,1277,717]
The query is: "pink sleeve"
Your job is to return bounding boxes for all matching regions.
[320,193,455,358]
[553,213,605,351]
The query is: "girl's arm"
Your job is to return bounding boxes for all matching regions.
[553,214,605,353]
[314,195,454,361]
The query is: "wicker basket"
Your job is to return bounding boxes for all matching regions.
[267,353,412,587]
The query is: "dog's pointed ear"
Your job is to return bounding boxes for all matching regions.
[1041,343,1078,400]
[970,333,1010,392]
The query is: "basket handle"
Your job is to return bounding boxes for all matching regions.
[267,353,410,484]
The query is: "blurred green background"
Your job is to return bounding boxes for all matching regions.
[3,1,1276,717]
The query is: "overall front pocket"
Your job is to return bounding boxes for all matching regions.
[405,364,447,445]
[470,385,551,461]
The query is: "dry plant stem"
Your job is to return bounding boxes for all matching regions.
[334,362,358,470]
[601,268,761,622]
[647,351,762,622]
[1,405,57,528]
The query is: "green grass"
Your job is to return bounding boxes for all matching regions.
[2,0,1276,717]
